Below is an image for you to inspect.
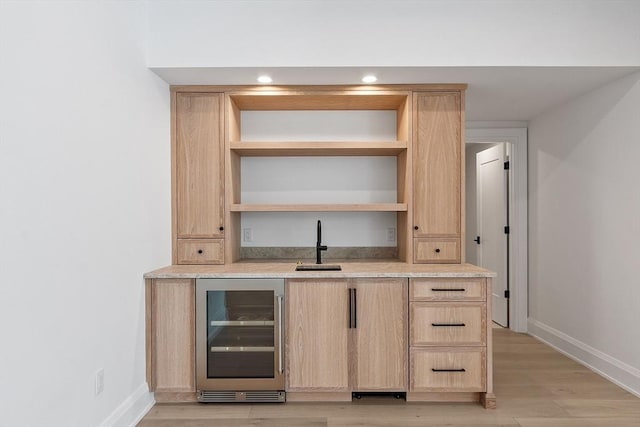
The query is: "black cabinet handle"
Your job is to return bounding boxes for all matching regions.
[348,288,352,329]
[431,288,466,292]
[219,226,224,231]
[197,249,203,254]
[474,236,481,244]
[434,248,441,253]
[414,226,419,230]
[353,288,357,329]
[432,368,466,372]
[432,323,466,327]
[347,288,358,329]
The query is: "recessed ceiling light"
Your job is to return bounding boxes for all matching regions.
[257,75,273,84]
[362,75,378,83]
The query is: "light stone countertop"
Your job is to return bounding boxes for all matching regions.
[144,262,496,279]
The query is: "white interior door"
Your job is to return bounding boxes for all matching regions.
[476,144,509,327]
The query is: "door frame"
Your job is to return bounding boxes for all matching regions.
[466,128,528,333]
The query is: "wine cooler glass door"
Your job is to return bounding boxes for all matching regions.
[207,289,275,378]
[196,278,285,391]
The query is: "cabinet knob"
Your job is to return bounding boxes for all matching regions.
[435,248,441,253]
[219,226,224,231]
[197,249,203,254]
[414,226,419,230]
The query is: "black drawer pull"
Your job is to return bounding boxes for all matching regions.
[431,323,466,327]
[431,288,466,292]
[197,249,203,254]
[432,368,466,372]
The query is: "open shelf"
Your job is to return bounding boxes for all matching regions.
[229,93,409,110]
[230,141,407,157]
[225,87,415,264]
[229,203,408,212]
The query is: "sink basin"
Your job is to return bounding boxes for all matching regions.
[295,264,342,271]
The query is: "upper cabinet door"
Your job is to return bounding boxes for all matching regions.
[175,93,224,238]
[413,92,461,238]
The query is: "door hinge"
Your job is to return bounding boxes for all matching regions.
[504,290,510,298]
[504,161,510,170]
[504,226,510,234]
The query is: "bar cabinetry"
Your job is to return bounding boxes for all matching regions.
[285,278,407,401]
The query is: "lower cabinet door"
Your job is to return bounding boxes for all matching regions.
[353,278,407,391]
[410,347,486,392]
[148,279,196,393]
[286,279,350,391]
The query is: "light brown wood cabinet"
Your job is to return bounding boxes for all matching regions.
[413,92,463,263]
[352,278,407,391]
[149,85,496,407]
[410,347,486,392]
[407,277,494,408]
[145,278,196,402]
[170,85,466,265]
[410,303,486,346]
[176,238,224,264]
[286,279,350,392]
[285,278,407,399]
[173,92,225,264]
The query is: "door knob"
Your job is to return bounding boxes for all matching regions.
[474,236,481,244]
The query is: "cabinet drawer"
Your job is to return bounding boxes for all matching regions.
[410,303,485,346]
[410,278,485,301]
[414,239,460,263]
[176,239,224,264]
[410,348,486,392]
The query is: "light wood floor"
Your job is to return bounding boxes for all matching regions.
[138,328,640,426]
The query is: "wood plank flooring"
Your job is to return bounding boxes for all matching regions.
[138,328,640,426]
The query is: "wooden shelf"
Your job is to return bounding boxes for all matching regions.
[229,141,407,156]
[229,203,408,212]
[228,93,409,110]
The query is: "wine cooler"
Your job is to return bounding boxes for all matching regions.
[195,278,285,402]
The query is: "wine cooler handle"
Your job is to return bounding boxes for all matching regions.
[277,295,284,374]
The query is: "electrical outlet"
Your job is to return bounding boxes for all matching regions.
[95,369,104,395]
[243,228,253,242]
[386,227,396,242]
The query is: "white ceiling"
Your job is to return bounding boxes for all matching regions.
[151,66,639,121]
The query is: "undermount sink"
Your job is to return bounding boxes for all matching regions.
[295,264,342,271]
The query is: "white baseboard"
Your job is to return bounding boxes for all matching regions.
[527,318,640,398]
[99,383,155,427]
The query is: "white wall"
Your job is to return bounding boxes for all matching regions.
[528,71,640,394]
[0,2,169,426]
[148,0,640,67]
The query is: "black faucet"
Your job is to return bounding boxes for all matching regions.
[316,220,328,264]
